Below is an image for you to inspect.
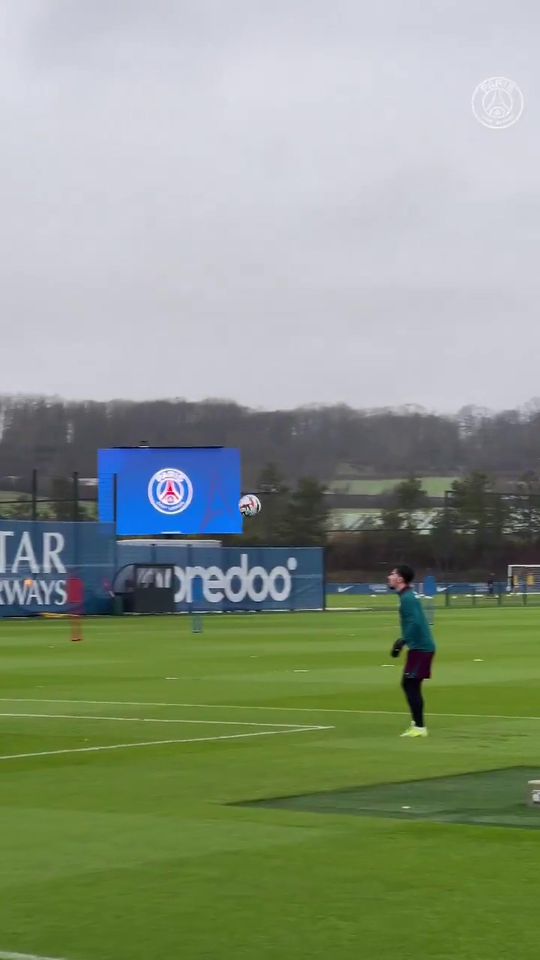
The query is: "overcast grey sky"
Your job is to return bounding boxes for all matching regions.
[0,1,538,411]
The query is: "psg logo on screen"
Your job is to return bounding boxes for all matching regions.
[147,468,194,515]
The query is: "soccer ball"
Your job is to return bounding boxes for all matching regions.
[239,494,261,518]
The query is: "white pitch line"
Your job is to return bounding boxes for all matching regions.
[0,725,332,762]
[0,712,315,729]
[0,697,538,723]
[0,952,68,960]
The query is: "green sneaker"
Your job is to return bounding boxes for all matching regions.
[401,724,428,738]
[400,723,416,737]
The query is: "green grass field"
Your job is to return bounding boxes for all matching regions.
[2,608,540,960]
[328,476,457,496]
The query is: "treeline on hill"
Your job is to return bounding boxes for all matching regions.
[2,395,540,481]
[1,395,540,577]
[239,470,540,579]
[328,472,540,580]
[227,469,540,579]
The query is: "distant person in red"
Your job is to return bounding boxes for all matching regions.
[67,574,84,642]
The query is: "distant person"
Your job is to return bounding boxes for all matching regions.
[487,574,495,597]
[387,565,436,738]
[67,574,84,643]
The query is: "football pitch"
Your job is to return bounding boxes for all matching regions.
[2,608,540,960]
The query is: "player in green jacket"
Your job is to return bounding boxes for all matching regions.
[388,565,436,738]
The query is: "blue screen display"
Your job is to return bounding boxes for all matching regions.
[98,448,242,535]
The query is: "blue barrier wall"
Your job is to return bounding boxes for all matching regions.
[0,524,323,616]
[115,544,324,611]
[326,583,391,595]
[326,582,499,596]
[0,521,117,617]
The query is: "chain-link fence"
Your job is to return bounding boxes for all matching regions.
[0,472,97,522]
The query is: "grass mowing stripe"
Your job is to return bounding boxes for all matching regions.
[0,698,539,722]
[0,952,69,960]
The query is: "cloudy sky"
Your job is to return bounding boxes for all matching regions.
[0,1,538,411]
